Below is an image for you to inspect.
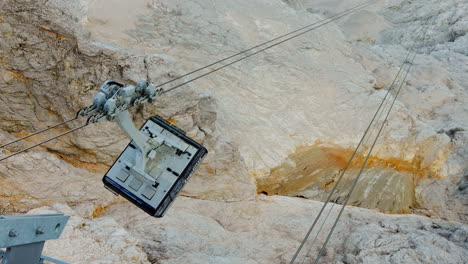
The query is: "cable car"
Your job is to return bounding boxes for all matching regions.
[103,116,207,217]
[77,80,207,217]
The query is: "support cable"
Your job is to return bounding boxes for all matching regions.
[0,117,77,149]
[300,59,413,264]
[0,0,380,162]
[0,124,88,162]
[298,36,421,263]
[292,9,441,262]
[289,38,417,264]
[313,50,418,264]
[162,0,379,94]
[312,25,430,264]
[0,0,379,150]
[156,0,378,92]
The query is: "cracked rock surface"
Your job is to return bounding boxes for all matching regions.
[106,195,468,264]
[0,0,467,263]
[29,204,150,264]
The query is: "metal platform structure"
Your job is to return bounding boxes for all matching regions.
[0,214,70,264]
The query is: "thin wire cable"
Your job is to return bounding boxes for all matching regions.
[0,0,380,163]
[294,15,439,261]
[313,27,430,264]
[292,13,436,262]
[153,0,378,91]
[163,0,380,94]
[0,124,88,162]
[299,108,393,263]
[0,117,77,149]
[299,132,380,263]
[313,51,418,264]
[314,18,427,263]
[296,49,415,264]
[306,14,433,262]
[289,36,417,264]
[299,35,422,262]
[0,0,378,150]
[300,60,414,264]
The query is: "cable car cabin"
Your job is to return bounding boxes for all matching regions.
[103,115,207,217]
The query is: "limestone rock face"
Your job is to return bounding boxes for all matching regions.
[0,0,467,263]
[28,204,150,264]
[0,0,257,202]
[342,217,468,264]
[1,0,466,213]
[0,150,116,217]
[106,195,468,264]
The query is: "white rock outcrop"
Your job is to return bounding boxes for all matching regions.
[27,204,150,264]
[106,195,468,264]
[0,0,467,263]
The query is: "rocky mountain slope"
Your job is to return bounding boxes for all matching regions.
[0,0,466,263]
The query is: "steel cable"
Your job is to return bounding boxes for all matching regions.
[299,58,413,264]
[156,0,378,92]
[162,0,380,94]
[298,33,422,262]
[312,24,431,264]
[0,0,379,155]
[289,36,418,264]
[0,124,88,162]
[291,9,437,262]
[0,117,77,149]
[313,51,419,264]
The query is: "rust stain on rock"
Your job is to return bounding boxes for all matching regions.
[256,140,448,214]
[258,143,444,195]
[92,197,126,218]
[257,146,348,195]
[5,70,28,82]
[37,27,67,40]
[166,118,176,124]
[53,152,108,173]
[92,204,108,218]
[0,180,50,214]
